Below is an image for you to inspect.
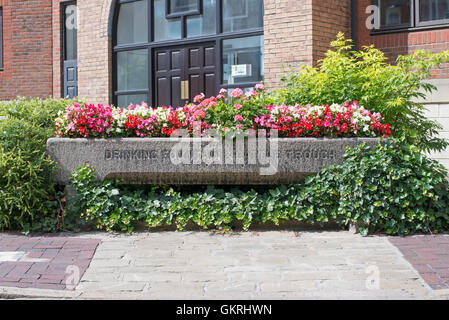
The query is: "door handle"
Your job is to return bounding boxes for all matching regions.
[181,80,189,100]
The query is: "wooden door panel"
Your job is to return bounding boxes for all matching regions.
[156,52,170,71]
[157,77,170,107]
[189,74,201,99]
[204,47,215,67]
[171,50,182,70]
[188,48,201,69]
[171,76,182,107]
[205,73,216,98]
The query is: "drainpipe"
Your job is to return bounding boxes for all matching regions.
[351,0,357,49]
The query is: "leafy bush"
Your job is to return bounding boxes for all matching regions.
[304,138,449,236]
[69,138,449,236]
[274,33,449,153]
[0,97,80,231]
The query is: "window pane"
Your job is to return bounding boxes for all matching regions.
[186,0,216,37]
[117,0,148,45]
[64,5,77,60]
[223,0,263,32]
[154,0,182,41]
[419,0,449,22]
[222,35,264,85]
[117,50,149,91]
[169,0,198,14]
[379,0,411,27]
[117,94,148,108]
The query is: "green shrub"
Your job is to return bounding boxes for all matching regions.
[303,138,449,235]
[0,97,80,232]
[274,33,449,153]
[69,138,449,236]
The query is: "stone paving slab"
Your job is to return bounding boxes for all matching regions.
[0,234,100,290]
[72,231,437,299]
[389,235,449,290]
[2,231,449,299]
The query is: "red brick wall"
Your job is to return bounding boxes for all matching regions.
[264,0,314,89]
[264,0,352,89]
[312,0,351,64]
[0,0,54,100]
[355,0,449,78]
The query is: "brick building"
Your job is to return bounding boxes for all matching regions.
[0,1,448,164]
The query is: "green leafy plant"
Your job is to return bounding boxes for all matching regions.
[274,33,449,153]
[69,138,449,236]
[303,138,449,236]
[0,97,80,232]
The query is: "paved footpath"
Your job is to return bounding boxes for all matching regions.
[1,231,449,300]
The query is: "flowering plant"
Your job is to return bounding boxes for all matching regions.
[55,84,390,139]
[253,102,391,138]
[55,102,211,138]
[198,84,272,133]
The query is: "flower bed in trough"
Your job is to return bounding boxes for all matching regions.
[48,86,390,185]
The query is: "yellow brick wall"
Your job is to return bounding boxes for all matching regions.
[263,0,314,89]
[76,0,113,104]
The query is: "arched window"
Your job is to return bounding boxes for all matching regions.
[113,0,264,107]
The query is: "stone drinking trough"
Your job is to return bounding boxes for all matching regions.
[47,137,380,185]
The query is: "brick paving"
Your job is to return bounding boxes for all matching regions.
[389,235,449,290]
[0,234,100,290]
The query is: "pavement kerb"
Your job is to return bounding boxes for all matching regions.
[0,286,82,299]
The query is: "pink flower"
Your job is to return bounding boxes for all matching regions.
[219,88,227,94]
[230,88,243,98]
[236,124,243,129]
[193,110,206,119]
[234,114,243,122]
[245,91,255,98]
[234,104,242,110]
[255,83,264,91]
[193,93,205,103]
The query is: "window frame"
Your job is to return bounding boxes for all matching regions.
[61,1,78,62]
[0,7,3,70]
[166,0,201,19]
[415,0,449,27]
[112,0,264,107]
[371,0,449,34]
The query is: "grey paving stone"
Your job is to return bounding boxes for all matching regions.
[1,230,437,299]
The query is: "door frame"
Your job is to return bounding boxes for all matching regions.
[60,0,78,98]
[112,0,264,107]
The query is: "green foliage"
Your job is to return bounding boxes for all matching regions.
[303,138,449,236]
[274,33,449,153]
[0,97,80,232]
[69,138,449,236]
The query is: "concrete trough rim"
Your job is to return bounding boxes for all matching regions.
[46,137,381,185]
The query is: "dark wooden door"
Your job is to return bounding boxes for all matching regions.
[63,60,78,99]
[154,42,216,107]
